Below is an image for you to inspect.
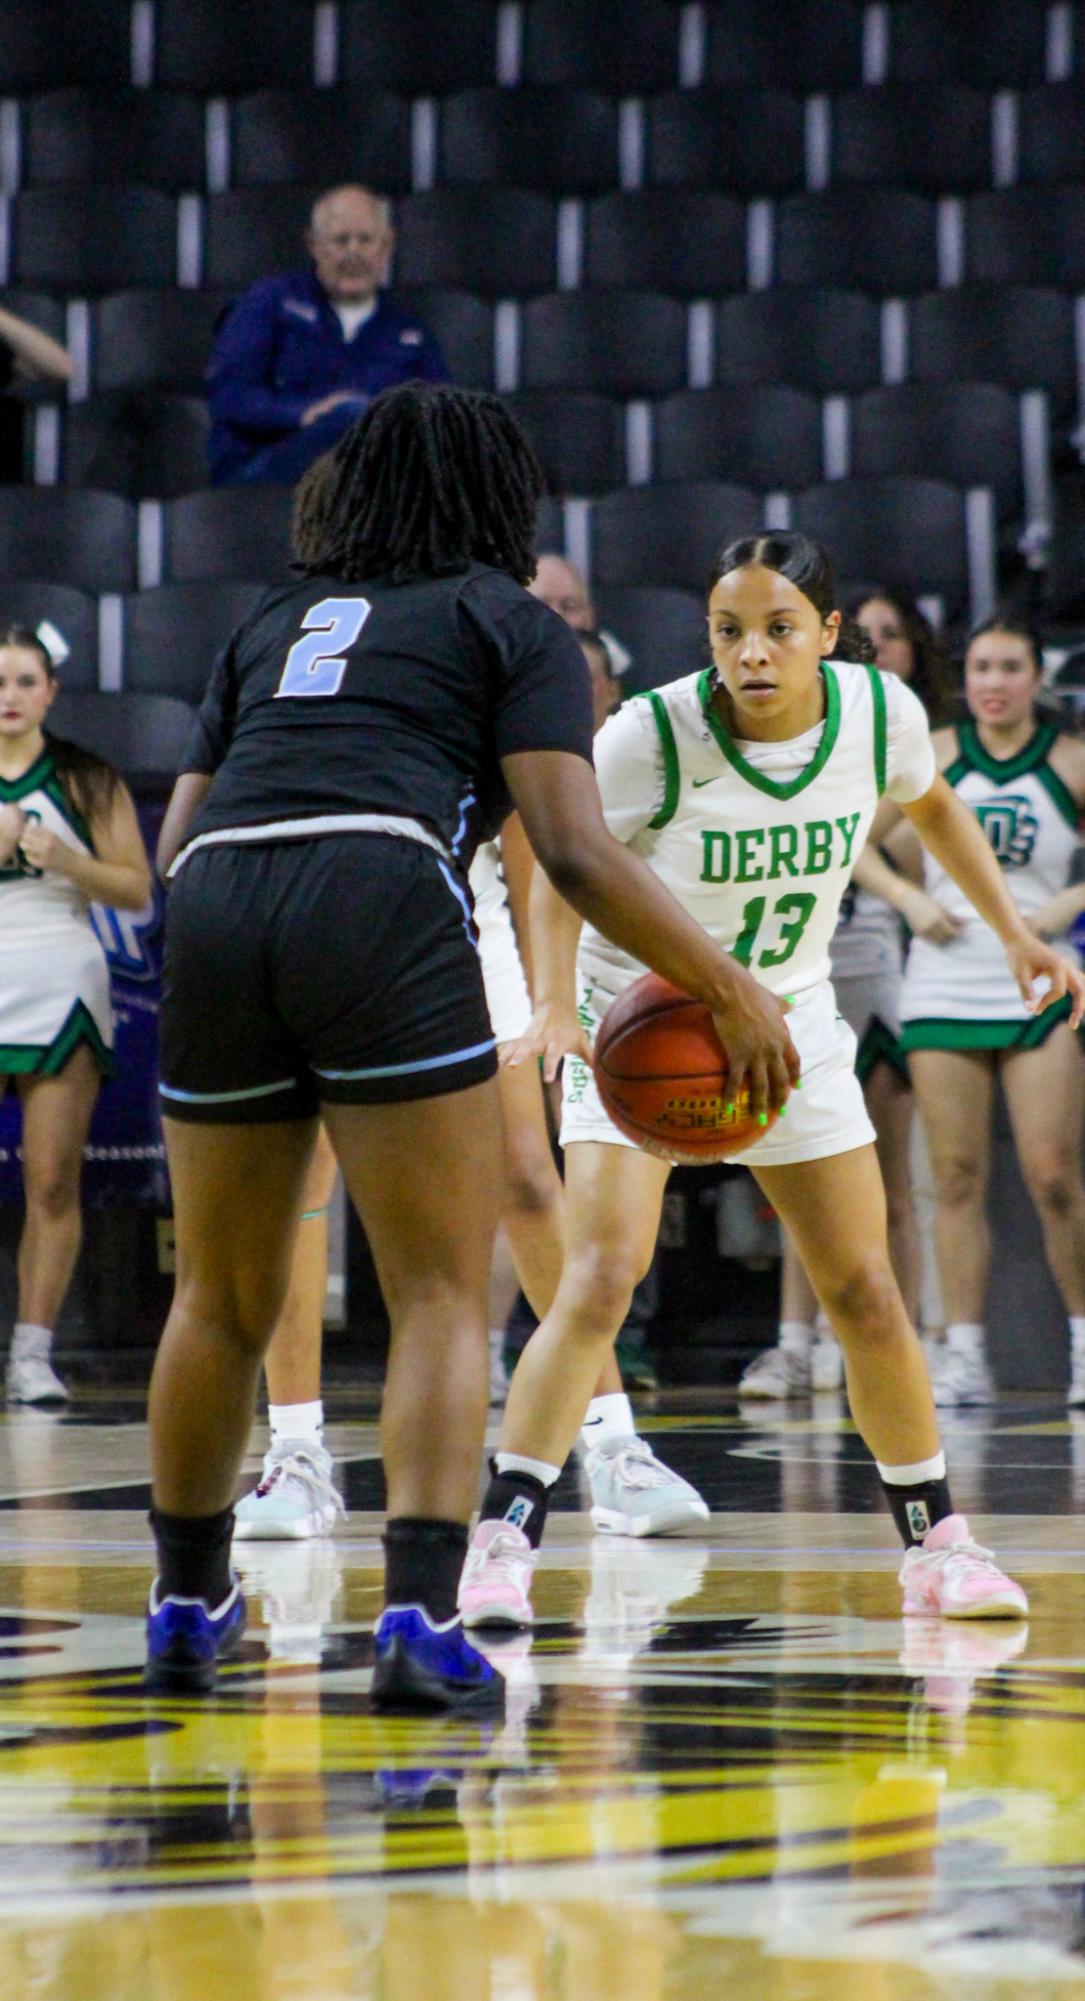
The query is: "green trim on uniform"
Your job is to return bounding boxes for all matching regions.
[1034,759,1080,832]
[900,998,1073,1054]
[943,753,971,789]
[954,716,1059,787]
[644,691,681,830]
[696,662,841,802]
[866,664,887,796]
[855,1015,910,1086]
[41,775,94,853]
[0,999,114,1079]
[0,749,54,804]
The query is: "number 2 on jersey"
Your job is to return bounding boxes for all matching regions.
[733,891,817,970]
[275,597,372,700]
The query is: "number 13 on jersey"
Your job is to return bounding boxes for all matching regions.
[275,597,373,699]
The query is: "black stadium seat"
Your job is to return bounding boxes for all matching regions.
[829,85,993,193]
[0,0,130,90]
[22,90,207,190]
[64,392,211,501]
[162,489,294,584]
[123,583,265,704]
[584,193,747,297]
[91,290,234,395]
[849,383,1022,520]
[392,289,495,388]
[591,483,763,592]
[965,189,1085,289]
[715,290,882,395]
[793,478,975,617]
[1016,85,1085,185]
[654,387,823,492]
[907,287,1076,419]
[47,691,197,792]
[592,585,706,694]
[0,581,98,687]
[395,192,557,296]
[520,292,688,398]
[521,0,680,90]
[775,191,938,295]
[505,391,625,496]
[704,0,865,91]
[1045,524,1085,622]
[644,91,805,195]
[0,490,135,592]
[10,188,177,292]
[153,0,317,90]
[884,0,1049,85]
[202,188,323,290]
[339,0,499,93]
[230,90,413,193]
[438,89,620,194]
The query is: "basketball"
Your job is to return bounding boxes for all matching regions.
[593,973,780,1164]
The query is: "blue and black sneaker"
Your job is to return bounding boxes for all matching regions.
[144,1577,247,1693]
[371,1605,506,1714]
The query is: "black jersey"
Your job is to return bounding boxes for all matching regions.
[181,563,595,869]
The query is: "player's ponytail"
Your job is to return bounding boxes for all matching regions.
[709,532,875,665]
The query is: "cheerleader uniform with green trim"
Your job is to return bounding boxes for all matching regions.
[900,719,1080,1054]
[0,749,114,1076]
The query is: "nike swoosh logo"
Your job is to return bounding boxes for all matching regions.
[582,1416,604,1425]
[692,775,725,788]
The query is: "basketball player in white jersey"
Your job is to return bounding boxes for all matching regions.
[0,626,150,1403]
[459,534,1082,1632]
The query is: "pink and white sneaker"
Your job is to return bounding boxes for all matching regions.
[458,1520,537,1630]
[899,1513,1028,1620]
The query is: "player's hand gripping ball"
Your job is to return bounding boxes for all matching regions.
[593,973,781,1164]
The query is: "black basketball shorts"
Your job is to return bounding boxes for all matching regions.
[159,834,498,1122]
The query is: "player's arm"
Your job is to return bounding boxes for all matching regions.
[496,810,538,992]
[903,774,1085,1024]
[0,302,72,384]
[506,864,588,1081]
[19,777,151,910]
[157,773,212,878]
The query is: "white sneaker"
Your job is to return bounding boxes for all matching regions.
[811,1331,844,1391]
[1069,1333,1085,1408]
[586,1434,709,1537]
[932,1346,996,1408]
[459,1519,537,1629]
[6,1344,69,1405]
[738,1344,811,1399]
[233,1439,345,1541]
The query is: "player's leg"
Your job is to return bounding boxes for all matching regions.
[10,1046,101,1403]
[867,1058,921,1326]
[234,1124,342,1541]
[1000,1024,1085,1403]
[753,1144,1026,1619]
[909,1048,997,1404]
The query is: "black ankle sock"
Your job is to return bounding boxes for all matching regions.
[150,1504,235,1605]
[383,1517,469,1624]
[880,1475,954,1550]
[478,1462,551,1550]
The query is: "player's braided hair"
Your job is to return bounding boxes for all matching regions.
[293,381,545,586]
[711,533,876,665]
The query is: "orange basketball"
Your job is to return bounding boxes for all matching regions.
[593,973,780,1164]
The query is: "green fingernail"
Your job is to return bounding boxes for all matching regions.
[784,995,796,1005]
[778,1103,787,1117]
[758,1112,768,1127]
[725,1102,735,1116]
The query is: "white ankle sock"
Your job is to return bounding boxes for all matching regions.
[946,1322,984,1357]
[11,1322,52,1360]
[494,1451,560,1487]
[779,1320,815,1357]
[269,1399,324,1446]
[1070,1316,1085,1350]
[580,1391,635,1451]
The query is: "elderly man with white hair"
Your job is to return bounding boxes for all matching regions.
[207,183,447,485]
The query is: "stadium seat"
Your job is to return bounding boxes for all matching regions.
[884,1,1049,85]
[394,192,557,296]
[850,384,1022,521]
[203,188,323,290]
[505,392,624,496]
[438,89,620,194]
[907,287,1077,421]
[1016,85,1085,185]
[704,0,865,91]
[122,582,264,704]
[591,584,707,694]
[339,1,499,93]
[1044,525,1085,623]
[392,289,495,388]
[792,478,976,618]
[0,490,135,592]
[520,292,687,398]
[644,90,805,195]
[46,690,197,791]
[584,193,747,297]
[966,189,1085,289]
[828,85,993,192]
[64,393,210,501]
[774,191,938,295]
[521,0,680,90]
[590,483,763,592]
[654,387,823,492]
[0,1,130,89]
[162,488,294,583]
[535,497,565,553]
[0,581,98,687]
[230,90,413,193]
[10,189,177,293]
[91,290,233,395]
[22,90,207,190]
[715,291,882,395]
[152,0,316,90]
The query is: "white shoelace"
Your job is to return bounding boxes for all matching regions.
[603,1440,677,1490]
[908,1535,1002,1580]
[257,1449,345,1520]
[468,1528,534,1571]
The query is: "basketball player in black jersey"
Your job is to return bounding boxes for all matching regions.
[145,382,799,1711]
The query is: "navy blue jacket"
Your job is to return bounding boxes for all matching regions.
[207,269,448,482]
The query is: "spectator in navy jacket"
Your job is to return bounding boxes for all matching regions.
[207,184,448,485]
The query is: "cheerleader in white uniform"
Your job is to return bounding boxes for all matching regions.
[0,626,149,1402]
